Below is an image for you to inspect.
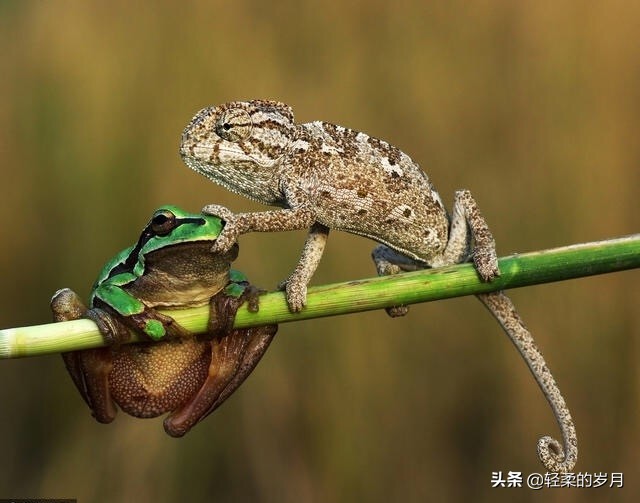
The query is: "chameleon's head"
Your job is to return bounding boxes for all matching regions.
[180,100,296,201]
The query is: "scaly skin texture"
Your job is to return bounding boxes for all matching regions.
[180,99,577,471]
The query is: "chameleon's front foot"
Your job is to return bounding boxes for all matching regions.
[202,204,240,254]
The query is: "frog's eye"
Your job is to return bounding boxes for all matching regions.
[215,108,252,142]
[151,209,178,236]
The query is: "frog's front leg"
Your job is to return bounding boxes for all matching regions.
[93,283,191,341]
[51,288,121,423]
[121,309,191,341]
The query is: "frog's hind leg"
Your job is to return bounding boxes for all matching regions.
[52,288,119,423]
[209,325,277,409]
[163,325,276,437]
[62,348,118,423]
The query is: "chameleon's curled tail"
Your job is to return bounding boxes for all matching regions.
[476,291,578,473]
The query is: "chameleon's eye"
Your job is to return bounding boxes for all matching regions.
[215,108,252,142]
[150,209,178,236]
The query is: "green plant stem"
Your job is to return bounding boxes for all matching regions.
[1,234,639,359]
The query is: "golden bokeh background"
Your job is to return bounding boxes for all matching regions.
[1,1,639,502]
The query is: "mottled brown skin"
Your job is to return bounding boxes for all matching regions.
[52,239,276,437]
[180,100,496,311]
[180,100,577,471]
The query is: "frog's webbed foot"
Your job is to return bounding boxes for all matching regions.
[163,324,277,437]
[119,308,192,342]
[244,285,262,313]
[207,280,261,336]
[51,288,119,423]
[51,288,88,323]
[85,308,131,345]
[202,204,240,254]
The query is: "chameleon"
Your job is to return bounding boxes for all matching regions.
[179,99,577,472]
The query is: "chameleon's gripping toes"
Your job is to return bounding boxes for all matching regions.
[180,99,577,471]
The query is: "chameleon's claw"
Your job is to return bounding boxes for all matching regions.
[385,305,410,318]
[473,247,500,282]
[209,234,237,255]
[283,277,307,313]
[202,204,240,254]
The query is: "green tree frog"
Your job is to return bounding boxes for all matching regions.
[51,205,277,437]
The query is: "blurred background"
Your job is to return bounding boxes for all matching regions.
[1,1,638,502]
